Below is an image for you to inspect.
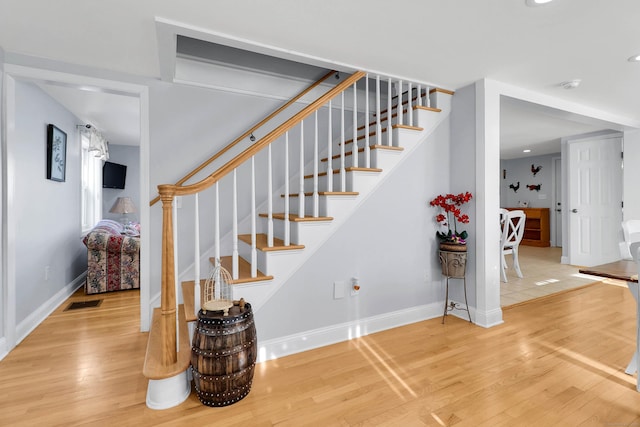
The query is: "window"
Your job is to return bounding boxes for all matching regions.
[81,132,102,233]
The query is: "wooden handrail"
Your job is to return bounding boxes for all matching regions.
[158,71,366,199]
[150,69,338,206]
[152,70,366,373]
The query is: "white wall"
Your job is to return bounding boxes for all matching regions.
[449,84,480,315]
[12,80,86,325]
[256,117,451,341]
[624,130,640,220]
[500,153,558,209]
[102,145,140,223]
[0,46,5,349]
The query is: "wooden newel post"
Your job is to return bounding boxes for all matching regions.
[159,185,177,366]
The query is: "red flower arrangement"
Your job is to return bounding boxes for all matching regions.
[429,192,473,243]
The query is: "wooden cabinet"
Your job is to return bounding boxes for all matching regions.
[505,207,550,247]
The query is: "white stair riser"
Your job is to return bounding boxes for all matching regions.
[324,150,379,170]
[183,92,454,313]
[264,216,333,247]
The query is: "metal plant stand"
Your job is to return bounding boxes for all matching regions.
[439,249,472,324]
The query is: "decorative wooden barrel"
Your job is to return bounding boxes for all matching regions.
[191,301,257,407]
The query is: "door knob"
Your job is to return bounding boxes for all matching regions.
[571,209,578,213]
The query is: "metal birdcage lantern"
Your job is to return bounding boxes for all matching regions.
[202,260,233,316]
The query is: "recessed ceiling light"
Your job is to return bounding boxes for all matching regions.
[523,149,531,153]
[628,54,640,62]
[560,79,581,89]
[525,0,553,6]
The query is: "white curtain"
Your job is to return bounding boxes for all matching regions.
[81,126,109,160]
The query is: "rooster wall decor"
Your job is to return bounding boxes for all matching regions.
[509,182,520,193]
[527,184,542,192]
[531,164,542,176]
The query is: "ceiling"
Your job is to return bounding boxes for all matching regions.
[1,0,639,154]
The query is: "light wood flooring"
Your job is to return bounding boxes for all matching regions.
[2,280,640,426]
[501,245,604,307]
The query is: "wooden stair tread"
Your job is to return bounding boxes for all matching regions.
[259,213,334,222]
[207,256,274,284]
[321,145,404,162]
[392,124,423,131]
[303,167,382,179]
[282,191,359,197]
[238,233,305,251]
[344,116,424,145]
[342,128,388,145]
[414,105,442,113]
[143,304,191,380]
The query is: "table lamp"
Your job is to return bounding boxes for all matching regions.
[110,197,137,226]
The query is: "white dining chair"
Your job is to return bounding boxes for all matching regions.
[501,209,526,282]
[620,220,640,260]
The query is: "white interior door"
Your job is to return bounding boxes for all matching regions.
[553,156,562,247]
[568,136,622,266]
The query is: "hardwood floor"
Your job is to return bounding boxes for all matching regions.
[1,282,640,426]
[501,246,604,307]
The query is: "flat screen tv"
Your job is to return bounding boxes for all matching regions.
[103,161,127,189]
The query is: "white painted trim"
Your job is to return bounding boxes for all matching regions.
[257,302,442,363]
[2,73,17,354]
[475,80,503,328]
[154,17,449,91]
[138,87,151,332]
[16,273,85,345]
[476,78,640,327]
[1,64,152,357]
[551,155,561,248]
[0,337,6,362]
[145,371,191,410]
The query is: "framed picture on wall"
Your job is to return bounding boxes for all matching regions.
[46,124,67,182]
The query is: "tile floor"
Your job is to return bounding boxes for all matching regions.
[500,245,607,307]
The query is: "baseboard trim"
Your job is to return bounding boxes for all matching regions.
[15,272,86,345]
[474,307,504,328]
[256,302,442,363]
[0,337,8,362]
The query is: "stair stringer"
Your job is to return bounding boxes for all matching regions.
[233,100,452,312]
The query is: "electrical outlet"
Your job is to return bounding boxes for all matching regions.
[351,277,360,296]
[423,270,429,282]
[44,266,50,281]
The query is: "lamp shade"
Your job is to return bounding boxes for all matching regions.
[109,197,137,214]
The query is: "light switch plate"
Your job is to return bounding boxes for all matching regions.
[334,281,345,299]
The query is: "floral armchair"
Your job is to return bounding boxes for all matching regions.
[82,220,140,294]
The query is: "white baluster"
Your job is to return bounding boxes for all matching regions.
[326,99,333,192]
[284,132,290,246]
[417,84,423,107]
[427,86,431,108]
[267,144,274,247]
[214,182,220,265]
[232,169,239,280]
[340,91,346,191]
[408,82,413,127]
[365,74,370,168]
[313,110,319,218]
[352,81,358,168]
[298,121,305,218]
[387,77,393,147]
[376,75,382,150]
[397,80,403,126]
[172,197,179,352]
[194,193,200,317]
[250,156,257,278]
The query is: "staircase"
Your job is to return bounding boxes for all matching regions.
[143,70,453,409]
